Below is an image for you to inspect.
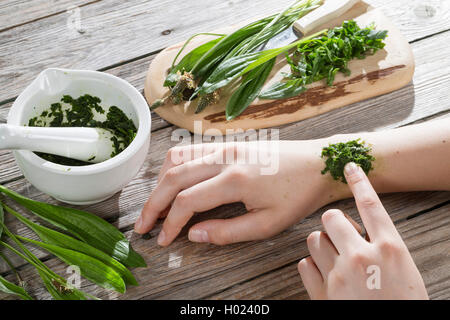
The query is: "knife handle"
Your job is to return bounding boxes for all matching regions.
[294,0,360,35]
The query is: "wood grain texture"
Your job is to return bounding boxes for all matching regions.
[0,0,449,103]
[208,203,450,300]
[0,0,449,300]
[0,0,94,31]
[1,190,448,300]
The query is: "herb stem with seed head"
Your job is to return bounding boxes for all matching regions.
[0,251,23,285]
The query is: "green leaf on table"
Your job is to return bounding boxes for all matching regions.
[0,275,32,300]
[18,236,126,293]
[0,226,96,300]
[37,270,88,300]
[4,204,137,286]
[0,203,3,238]
[0,185,146,268]
[226,58,275,120]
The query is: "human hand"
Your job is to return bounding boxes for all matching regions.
[298,162,429,300]
[134,140,342,246]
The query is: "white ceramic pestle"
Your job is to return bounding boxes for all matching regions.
[0,123,116,164]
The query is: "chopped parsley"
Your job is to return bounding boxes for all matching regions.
[321,139,375,184]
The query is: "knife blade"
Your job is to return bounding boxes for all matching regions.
[261,0,360,51]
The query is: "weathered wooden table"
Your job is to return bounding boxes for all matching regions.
[0,0,449,300]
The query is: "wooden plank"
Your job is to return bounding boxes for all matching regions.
[0,0,94,31]
[208,204,450,300]
[373,0,450,42]
[1,0,450,102]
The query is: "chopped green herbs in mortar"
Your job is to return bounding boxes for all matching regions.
[321,139,375,183]
[28,94,137,166]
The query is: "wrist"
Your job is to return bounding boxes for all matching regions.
[312,136,357,204]
[306,139,353,205]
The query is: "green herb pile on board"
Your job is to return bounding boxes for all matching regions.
[28,94,137,166]
[260,20,388,99]
[321,139,375,183]
[0,185,146,300]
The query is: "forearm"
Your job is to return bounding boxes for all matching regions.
[317,118,450,200]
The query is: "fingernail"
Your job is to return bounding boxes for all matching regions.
[134,215,143,232]
[344,162,358,175]
[157,230,166,246]
[189,229,209,243]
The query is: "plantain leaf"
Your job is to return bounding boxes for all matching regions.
[259,79,306,100]
[0,275,32,300]
[37,269,88,300]
[0,185,146,268]
[18,236,126,293]
[198,30,326,96]
[0,203,3,238]
[4,205,137,286]
[198,52,260,95]
[164,35,225,87]
[191,16,272,80]
[226,58,275,120]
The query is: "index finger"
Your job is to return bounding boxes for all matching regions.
[344,162,399,241]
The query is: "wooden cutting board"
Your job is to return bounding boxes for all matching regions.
[144,1,414,134]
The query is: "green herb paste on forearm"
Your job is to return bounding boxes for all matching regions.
[321,139,375,183]
[28,94,137,166]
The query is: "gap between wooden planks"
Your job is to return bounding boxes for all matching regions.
[1,0,450,102]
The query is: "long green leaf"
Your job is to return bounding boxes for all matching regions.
[0,237,92,300]
[226,58,276,120]
[190,0,321,80]
[38,269,88,300]
[259,79,307,100]
[242,29,327,75]
[18,236,126,293]
[190,16,274,79]
[164,35,225,87]
[0,275,32,300]
[0,185,146,268]
[0,203,3,238]
[198,52,260,94]
[198,30,326,96]
[4,204,137,286]
[239,0,317,54]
